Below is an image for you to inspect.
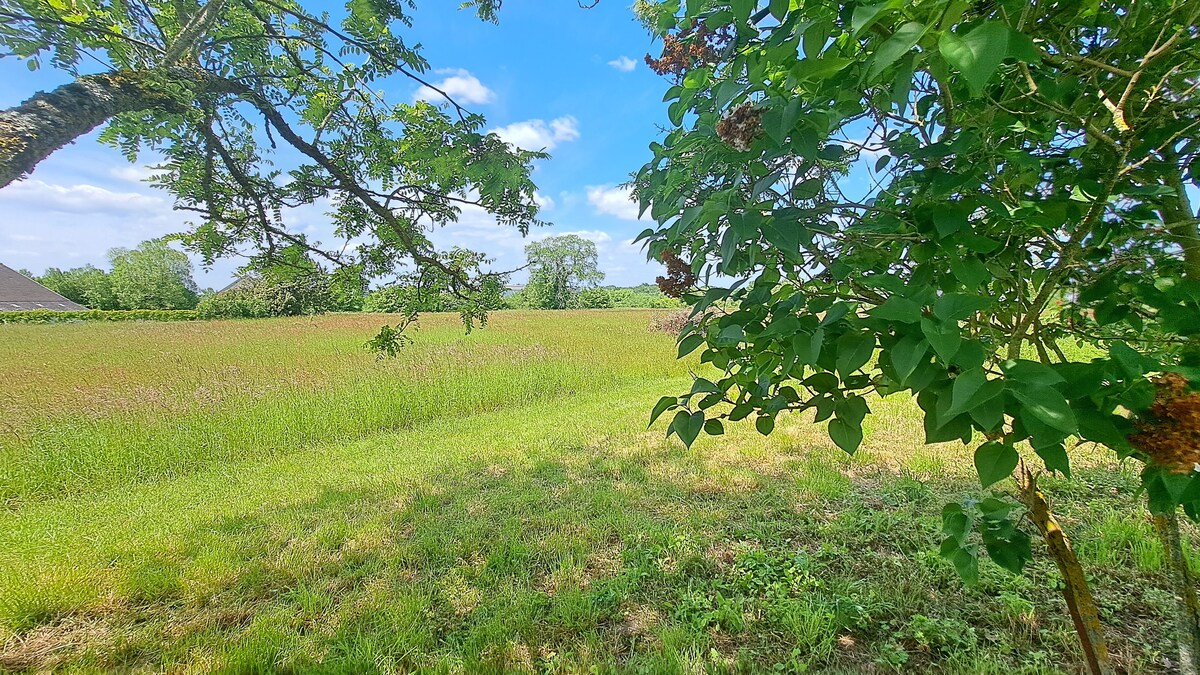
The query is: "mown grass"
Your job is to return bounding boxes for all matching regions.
[0,311,1193,673]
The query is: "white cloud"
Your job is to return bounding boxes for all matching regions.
[532,229,612,244]
[490,116,579,152]
[586,185,645,221]
[0,177,196,277]
[0,179,166,214]
[414,68,495,106]
[533,192,555,210]
[608,56,637,72]
[109,165,159,183]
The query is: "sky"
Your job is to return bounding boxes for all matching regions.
[0,1,672,289]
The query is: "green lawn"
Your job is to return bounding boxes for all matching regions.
[0,311,1191,673]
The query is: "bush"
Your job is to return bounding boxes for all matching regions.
[364,279,507,315]
[196,275,339,319]
[0,309,198,324]
[363,285,453,313]
[576,288,614,309]
[196,287,274,319]
[606,285,683,308]
[648,309,690,334]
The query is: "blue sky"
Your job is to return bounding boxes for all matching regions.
[0,1,671,289]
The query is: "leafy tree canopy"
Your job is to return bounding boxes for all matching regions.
[635,0,1200,574]
[108,239,200,309]
[0,0,538,323]
[523,234,605,310]
[37,264,119,309]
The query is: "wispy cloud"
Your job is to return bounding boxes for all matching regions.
[586,185,645,221]
[607,56,637,72]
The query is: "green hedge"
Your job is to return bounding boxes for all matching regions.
[0,309,199,324]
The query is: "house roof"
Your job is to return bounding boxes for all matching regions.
[0,263,88,311]
[218,275,258,293]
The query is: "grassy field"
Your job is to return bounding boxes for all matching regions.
[0,310,1193,673]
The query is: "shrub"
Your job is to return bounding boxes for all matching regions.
[363,285,452,313]
[0,310,198,324]
[364,278,507,315]
[649,309,690,334]
[196,287,274,319]
[577,288,614,309]
[607,285,683,308]
[197,275,339,319]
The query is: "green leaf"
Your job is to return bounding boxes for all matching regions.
[780,97,804,141]
[867,22,925,81]
[947,368,986,415]
[869,296,922,323]
[756,414,776,435]
[890,334,929,383]
[704,418,725,436]
[835,332,875,377]
[1034,442,1071,477]
[978,497,1014,520]
[934,293,989,322]
[940,538,980,586]
[852,1,893,37]
[678,334,705,358]
[949,256,989,291]
[790,57,853,81]
[1110,341,1148,378]
[1003,360,1066,387]
[682,67,709,90]
[836,394,870,426]
[714,79,742,110]
[792,177,822,200]
[1006,28,1041,63]
[820,302,851,326]
[828,416,863,454]
[763,219,801,254]
[932,202,973,238]
[672,410,705,447]
[805,371,839,394]
[715,324,746,345]
[649,395,678,427]
[1075,407,1131,452]
[938,21,1012,97]
[1012,385,1078,435]
[974,441,1018,488]
[768,0,789,21]
[921,317,961,360]
[941,503,971,542]
[731,0,755,22]
[967,384,1005,431]
[983,528,1032,574]
[793,328,824,364]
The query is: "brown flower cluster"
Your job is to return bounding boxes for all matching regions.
[1129,373,1200,474]
[716,103,763,152]
[656,249,697,299]
[645,23,731,77]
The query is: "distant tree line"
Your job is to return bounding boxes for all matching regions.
[27,235,679,319]
[362,235,682,313]
[34,240,200,310]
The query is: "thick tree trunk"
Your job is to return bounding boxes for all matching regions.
[0,68,237,188]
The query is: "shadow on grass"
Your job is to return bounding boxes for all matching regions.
[0,446,1186,674]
